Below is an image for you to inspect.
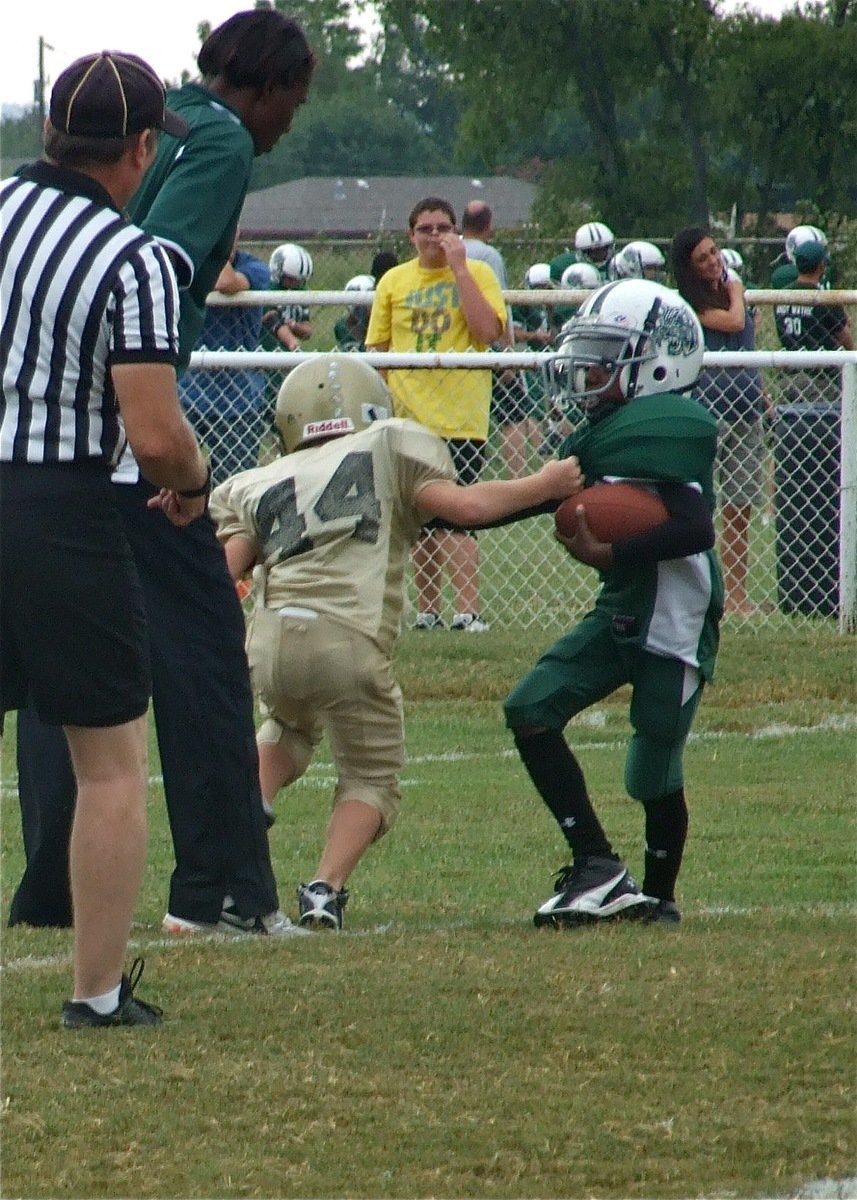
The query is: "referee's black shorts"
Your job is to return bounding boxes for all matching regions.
[0,461,151,727]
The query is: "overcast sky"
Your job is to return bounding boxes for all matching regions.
[1,0,792,112]
[0,0,380,110]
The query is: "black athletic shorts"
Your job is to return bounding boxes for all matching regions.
[0,461,151,727]
[420,437,486,535]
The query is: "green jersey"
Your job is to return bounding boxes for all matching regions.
[549,249,576,283]
[561,393,722,679]
[128,83,255,372]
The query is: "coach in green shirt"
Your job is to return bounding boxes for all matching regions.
[130,11,314,370]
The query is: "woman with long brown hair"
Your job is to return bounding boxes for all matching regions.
[672,227,766,616]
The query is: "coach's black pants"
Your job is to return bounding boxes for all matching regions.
[9,478,278,927]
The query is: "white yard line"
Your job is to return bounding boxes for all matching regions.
[3,901,855,974]
[1,712,854,797]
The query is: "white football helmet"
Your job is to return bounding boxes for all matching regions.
[525,262,554,288]
[550,280,703,418]
[574,221,615,264]
[275,355,391,453]
[785,225,827,264]
[269,243,314,285]
[560,261,601,290]
[720,247,744,274]
[344,274,375,293]
[611,240,666,281]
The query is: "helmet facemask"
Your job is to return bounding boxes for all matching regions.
[558,320,655,420]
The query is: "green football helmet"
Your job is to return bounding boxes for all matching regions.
[275,354,392,453]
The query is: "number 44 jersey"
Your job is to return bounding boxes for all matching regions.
[210,418,456,653]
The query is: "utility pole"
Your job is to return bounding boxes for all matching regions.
[35,36,53,126]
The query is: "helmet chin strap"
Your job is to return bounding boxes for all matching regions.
[584,398,622,426]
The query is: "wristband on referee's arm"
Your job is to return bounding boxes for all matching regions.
[178,463,212,499]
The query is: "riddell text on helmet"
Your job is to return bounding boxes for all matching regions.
[303,418,355,438]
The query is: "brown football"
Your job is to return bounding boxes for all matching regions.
[555,482,669,543]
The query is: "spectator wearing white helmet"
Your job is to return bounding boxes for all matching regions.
[771,223,831,289]
[574,222,615,272]
[514,263,557,349]
[263,242,314,351]
[551,260,602,331]
[548,221,615,287]
[610,240,666,282]
[511,265,567,458]
[334,274,375,352]
[499,265,556,475]
[261,242,314,427]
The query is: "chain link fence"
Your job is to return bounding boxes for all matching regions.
[184,289,857,635]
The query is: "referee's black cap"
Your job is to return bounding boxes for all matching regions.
[50,51,189,140]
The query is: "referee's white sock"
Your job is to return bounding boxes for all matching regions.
[73,983,121,1014]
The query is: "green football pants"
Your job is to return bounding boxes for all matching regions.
[504,613,703,802]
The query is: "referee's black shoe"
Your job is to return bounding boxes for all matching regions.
[62,958,163,1028]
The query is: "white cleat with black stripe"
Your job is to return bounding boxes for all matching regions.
[534,855,656,928]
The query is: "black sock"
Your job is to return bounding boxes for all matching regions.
[642,788,688,901]
[513,729,613,859]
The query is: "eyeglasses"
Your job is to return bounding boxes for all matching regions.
[413,223,454,235]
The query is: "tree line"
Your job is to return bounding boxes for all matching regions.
[4,0,855,240]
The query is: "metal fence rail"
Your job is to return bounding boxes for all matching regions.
[183,293,857,635]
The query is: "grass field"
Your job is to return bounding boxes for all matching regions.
[1,624,855,1199]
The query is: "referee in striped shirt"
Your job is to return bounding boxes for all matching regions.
[0,51,210,1027]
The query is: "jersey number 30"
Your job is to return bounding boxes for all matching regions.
[257,451,381,562]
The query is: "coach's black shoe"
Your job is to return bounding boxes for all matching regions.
[297,880,349,930]
[646,898,682,924]
[61,958,163,1028]
[534,855,655,928]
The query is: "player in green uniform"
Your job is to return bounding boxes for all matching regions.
[550,221,615,285]
[210,356,584,929]
[334,273,375,352]
[773,240,854,404]
[504,279,723,928]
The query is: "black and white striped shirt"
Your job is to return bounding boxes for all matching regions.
[1,161,180,466]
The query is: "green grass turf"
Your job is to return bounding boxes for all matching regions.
[1,626,854,1198]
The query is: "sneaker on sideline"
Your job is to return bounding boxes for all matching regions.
[534,855,655,928]
[451,612,490,632]
[162,908,309,938]
[297,880,349,930]
[61,958,163,1028]
[414,612,445,630]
